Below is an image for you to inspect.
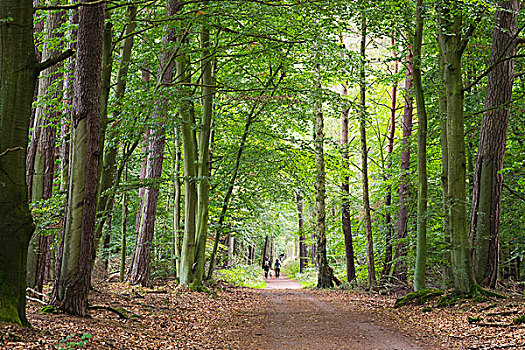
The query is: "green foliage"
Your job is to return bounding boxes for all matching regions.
[39,305,56,314]
[214,264,266,289]
[58,333,92,350]
[512,315,525,325]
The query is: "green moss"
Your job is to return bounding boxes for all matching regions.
[0,295,22,325]
[422,307,433,312]
[512,315,525,325]
[394,289,444,308]
[39,305,56,314]
[468,316,481,324]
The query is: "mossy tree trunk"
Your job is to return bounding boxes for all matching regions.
[469,0,519,289]
[413,0,428,291]
[193,14,215,288]
[52,1,105,316]
[438,1,477,294]
[0,0,37,325]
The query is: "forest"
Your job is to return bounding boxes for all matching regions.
[0,0,524,349]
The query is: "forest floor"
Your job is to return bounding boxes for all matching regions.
[1,277,524,349]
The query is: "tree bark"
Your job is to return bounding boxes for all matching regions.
[26,7,65,293]
[193,14,215,288]
[93,5,137,264]
[314,63,333,289]
[393,47,413,285]
[0,0,38,325]
[52,0,105,316]
[340,96,355,282]
[359,19,376,290]
[297,192,308,273]
[413,0,428,291]
[438,2,477,293]
[470,0,519,288]
[380,37,398,281]
[128,1,178,287]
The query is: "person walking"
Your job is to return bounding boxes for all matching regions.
[262,257,270,278]
[274,258,282,278]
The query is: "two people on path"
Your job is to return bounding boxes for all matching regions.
[262,256,282,278]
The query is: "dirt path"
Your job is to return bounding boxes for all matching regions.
[235,276,433,350]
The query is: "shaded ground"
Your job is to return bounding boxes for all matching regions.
[1,278,523,349]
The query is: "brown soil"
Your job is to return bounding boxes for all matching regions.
[234,276,435,350]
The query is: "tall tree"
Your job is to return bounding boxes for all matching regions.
[413,0,428,291]
[0,0,37,325]
[340,88,355,282]
[470,0,520,288]
[314,62,333,289]
[359,18,376,290]
[26,7,65,293]
[437,0,477,293]
[297,192,308,273]
[193,12,216,288]
[380,37,398,281]
[393,47,413,285]
[128,0,179,286]
[52,0,105,315]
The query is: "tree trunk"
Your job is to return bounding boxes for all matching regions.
[94,6,137,263]
[359,19,376,290]
[438,2,477,293]
[340,97,355,282]
[380,37,398,282]
[178,39,198,286]
[393,47,414,285]
[60,10,78,193]
[173,134,182,275]
[128,1,179,286]
[297,192,308,273]
[52,1,105,316]
[313,63,333,289]
[120,174,128,282]
[470,0,519,288]
[26,7,65,292]
[0,0,37,325]
[413,0,428,291]
[193,15,215,288]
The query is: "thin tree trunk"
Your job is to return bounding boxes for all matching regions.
[297,192,308,273]
[413,0,428,291]
[393,47,414,285]
[120,170,128,282]
[381,37,398,281]
[193,14,215,288]
[340,94,355,282]
[178,35,198,286]
[52,0,105,316]
[470,0,519,288]
[93,6,137,263]
[26,7,65,292]
[314,62,333,289]
[173,134,182,275]
[359,19,376,290]
[128,4,178,287]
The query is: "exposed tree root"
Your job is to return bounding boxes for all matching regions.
[88,305,128,319]
[394,289,444,308]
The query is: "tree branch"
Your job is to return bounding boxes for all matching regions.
[34,0,107,11]
[36,49,75,73]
